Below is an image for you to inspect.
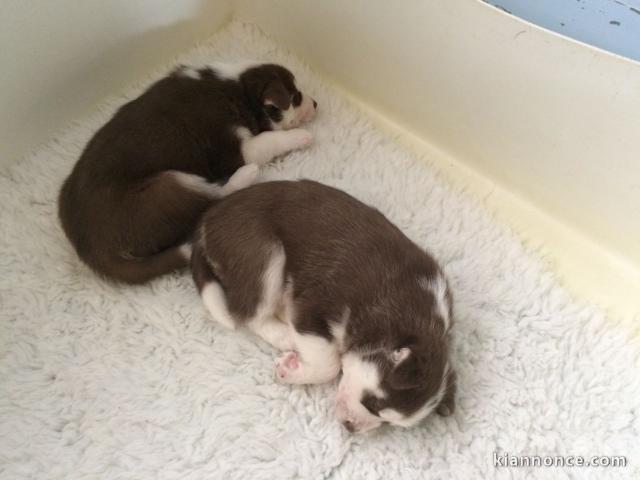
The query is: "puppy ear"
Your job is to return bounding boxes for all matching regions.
[241,68,291,110]
[388,346,422,390]
[263,80,291,110]
[391,347,411,365]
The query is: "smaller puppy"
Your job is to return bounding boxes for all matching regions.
[59,62,317,284]
[191,180,456,433]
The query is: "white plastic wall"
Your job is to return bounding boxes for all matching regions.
[235,0,640,269]
[236,0,640,320]
[0,0,232,168]
[3,0,639,319]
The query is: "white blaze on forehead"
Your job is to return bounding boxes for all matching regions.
[419,273,450,330]
[379,362,450,428]
[273,104,297,130]
[336,352,384,432]
[340,352,384,398]
[209,60,261,81]
[269,94,316,130]
[338,353,383,416]
[178,61,261,81]
[178,66,201,79]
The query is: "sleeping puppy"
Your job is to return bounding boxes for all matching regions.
[59,62,317,284]
[191,180,456,433]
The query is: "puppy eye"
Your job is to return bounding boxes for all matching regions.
[264,104,280,116]
[361,397,380,416]
[292,91,302,106]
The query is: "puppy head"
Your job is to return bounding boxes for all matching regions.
[336,340,453,433]
[241,63,317,130]
[336,273,455,433]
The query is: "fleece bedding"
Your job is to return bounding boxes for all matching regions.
[1,21,639,480]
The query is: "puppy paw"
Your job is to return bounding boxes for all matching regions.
[436,395,455,417]
[436,404,453,417]
[178,242,193,261]
[287,129,313,150]
[225,164,259,193]
[275,351,300,382]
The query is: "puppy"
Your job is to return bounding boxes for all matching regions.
[59,62,317,283]
[191,180,456,433]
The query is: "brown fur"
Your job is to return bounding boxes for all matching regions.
[59,63,305,283]
[192,180,455,418]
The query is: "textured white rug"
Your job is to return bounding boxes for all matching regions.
[1,21,639,480]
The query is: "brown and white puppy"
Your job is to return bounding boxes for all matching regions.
[191,180,456,433]
[59,62,317,284]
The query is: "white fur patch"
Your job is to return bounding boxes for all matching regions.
[169,171,224,198]
[247,317,293,352]
[335,352,385,432]
[238,129,313,165]
[419,273,450,330]
[274,104,297,131]
[178,66,201,79]
[340,353,384,398]
[377,408,405,423]
[235,126,253,141]
[242,247,296,352]
[222,163,259,194]
[201,283,236,330]
[270,94,316,130]
[178,243,192,261]
[278,333,340,384]
[172,166,255,199]
[329,307,350,353]
[209,60,260,81]
[251,244,286,325]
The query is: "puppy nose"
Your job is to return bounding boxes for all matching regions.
[313,100,318,109]
[342,420,356,433]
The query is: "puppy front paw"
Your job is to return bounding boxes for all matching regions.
[287,129,313,150]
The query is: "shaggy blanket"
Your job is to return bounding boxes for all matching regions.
[1,21,639,480]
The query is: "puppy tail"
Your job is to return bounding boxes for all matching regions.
[98,244,190,285]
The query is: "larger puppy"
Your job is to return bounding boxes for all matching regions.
[191,180,456,433]
[59,62,316,283]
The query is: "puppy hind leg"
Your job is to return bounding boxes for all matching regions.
[247,316,294,351]
[199,281,238,330]
[110,172,219,283]
[245,245,292,350]
[275,332,341,385]
[168,163,258,200]
[222,163,259,195]
[191,242,237,330]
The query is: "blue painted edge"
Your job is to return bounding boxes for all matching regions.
[483,0,640,62]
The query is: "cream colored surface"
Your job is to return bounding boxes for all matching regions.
[334,84,640,328]
[235,0,640,323]
[0,0,232,168]
[2,0,638,322]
